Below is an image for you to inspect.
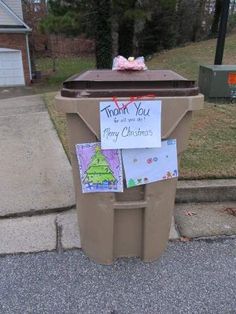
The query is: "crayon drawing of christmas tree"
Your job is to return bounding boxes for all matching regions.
[76,143,123,193]
[83,146,117,190]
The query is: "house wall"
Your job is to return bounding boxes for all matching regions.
[0,33,31,84]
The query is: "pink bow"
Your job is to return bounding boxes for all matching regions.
[112,56,147,71]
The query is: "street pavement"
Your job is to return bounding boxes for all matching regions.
[0,238,235,314]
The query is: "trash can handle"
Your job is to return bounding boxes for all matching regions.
[114,201,147,209]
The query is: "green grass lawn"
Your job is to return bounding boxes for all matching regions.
[44,92,70,159]
[42,33,236,179]
[147,31,236,80]
[35,56,95,91]
[179,103,236,179]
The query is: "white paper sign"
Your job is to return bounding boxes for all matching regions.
[100,100,161,149]
[122,139,178,188]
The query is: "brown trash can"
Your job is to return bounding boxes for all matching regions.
[55,70,204,265]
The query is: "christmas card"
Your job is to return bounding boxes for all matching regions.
[75,142,123,193]
[122,139,178,188]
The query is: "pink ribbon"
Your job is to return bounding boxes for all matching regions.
[112,56,147,71]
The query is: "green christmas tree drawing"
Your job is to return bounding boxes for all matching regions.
[83,146,117,186]
[128,178,136,188]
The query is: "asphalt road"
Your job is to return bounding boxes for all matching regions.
[0,238,235,314]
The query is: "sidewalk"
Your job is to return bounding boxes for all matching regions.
[0,94,235,256]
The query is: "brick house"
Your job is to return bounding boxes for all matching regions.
[0,0,31,86]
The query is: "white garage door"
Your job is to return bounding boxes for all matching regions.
[0,48,25,87]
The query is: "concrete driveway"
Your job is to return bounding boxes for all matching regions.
[0,94,75,217]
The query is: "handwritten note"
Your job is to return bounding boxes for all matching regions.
[76,142,123,193]
[100,100,161,149]
[122,139,178,188]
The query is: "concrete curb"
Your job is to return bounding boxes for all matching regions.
[175,201,236,239]
[0,209,80,256]
[0,209,179,256]
[0,199,235,257]
[176,179,236,203]
[1,200,236,257]
[1,179,235,218]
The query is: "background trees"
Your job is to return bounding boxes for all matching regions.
[38,0,236,68]
[138,0,178,56]
[93,0,113,68]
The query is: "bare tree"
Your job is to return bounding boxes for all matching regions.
[211,0,223,36]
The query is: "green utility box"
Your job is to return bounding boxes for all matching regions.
[198,65,236,99]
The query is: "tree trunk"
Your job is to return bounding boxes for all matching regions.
[118,18,135,57]
[94,0,113,69]
[231,0,236,14]
[192,0,206,42]
[211,0,223,36]
[117,0,136,58]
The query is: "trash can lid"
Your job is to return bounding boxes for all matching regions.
[61,70,199,98]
